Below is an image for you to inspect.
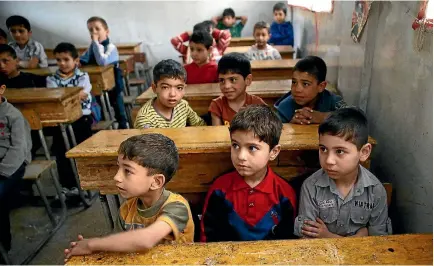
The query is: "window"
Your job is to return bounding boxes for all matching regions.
[287,0,333,13]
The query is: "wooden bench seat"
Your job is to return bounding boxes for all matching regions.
[91,120,115,132]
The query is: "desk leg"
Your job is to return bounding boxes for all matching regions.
[100,194,114,230]
[103,91,114,121]
[124,75,131,96]
[59,124,91,208]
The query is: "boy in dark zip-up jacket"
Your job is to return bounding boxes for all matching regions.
[268,2,294,46]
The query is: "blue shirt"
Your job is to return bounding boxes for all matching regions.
[268,21,294,46]
[274,90,347,123]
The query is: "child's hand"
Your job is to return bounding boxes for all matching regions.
[301,218,332,238]
[292,107,326,125]
[64,235,93,262]
[91,34,99,42]
[79,91,88,101]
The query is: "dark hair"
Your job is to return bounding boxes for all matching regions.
[218,52,251,79]
[0,44,17,59]
[153,59,186,83]
[273,2,288,15]
[202,20,216,30]
[319,107,369,150]
[53,42,79,59]
[6,15,31,31]
[222,8,236,18]
[87,16,109,29]
[193,20,214,32]
[294,55,327,83]
[118,133,179,184]
[253,21,270,33]
[230,105,282,149]
[190,30,213,49]
[0,28,7,40]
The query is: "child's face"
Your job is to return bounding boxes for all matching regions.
[152,77,185,109]
[230,129,280,179]
[291,70,326,106]
[9,25,31,46]
[273,10,286,24]
[0,37,7,45]
[0,52,18,76]
[319,134,371,181]
[253,28,270,48]
[222,16,236,27]
[218,72,252,101]
[87,21,109,43]
[55,52,79,75]
[114,155,157,199]
[189,42,210,65]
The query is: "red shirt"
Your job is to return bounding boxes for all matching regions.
[208,93,266,125]
[184,62,218,84]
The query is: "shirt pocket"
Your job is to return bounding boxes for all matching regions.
[350,208,371,226]
[319,208,338,224]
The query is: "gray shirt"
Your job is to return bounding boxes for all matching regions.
[294,166,392,237]
[0,97,32,177]
[9,39,48,68]
[244,44,282,61]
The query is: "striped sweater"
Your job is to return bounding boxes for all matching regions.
[134,98,206,129]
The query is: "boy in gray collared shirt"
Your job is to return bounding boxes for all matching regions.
[295,107,391,238]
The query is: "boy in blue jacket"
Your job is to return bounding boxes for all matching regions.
[269,2,294,46]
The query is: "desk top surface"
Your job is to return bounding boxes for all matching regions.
[46,42,142,51]
[66,124,376,158]
[251,59,299,69]
[230,36,255,42]
[22,65,114,76]
[5,87,82,103]
[225,45,295,54]
[66,234,432,265]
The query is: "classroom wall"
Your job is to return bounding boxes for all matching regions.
[0,1,277,65]
[297,0,433,233]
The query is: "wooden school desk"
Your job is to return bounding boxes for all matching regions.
[229,36,256,47]
[135,80,292,116]
[225,45,295,59]
[45,42,143,59]
[67,234,433,265]
[251,59,299,81]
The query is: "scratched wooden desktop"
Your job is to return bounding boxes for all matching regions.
[45,42,142,59]
[229,37,256,47]
[225,45,295,59]
[4,87,83,127]
[66,234,432,265]
[22,65,115,96]
[136,80,292,116]
[66,125,375,195]
[251,59,299,81]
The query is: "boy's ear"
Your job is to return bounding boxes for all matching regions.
[269,144,281,161]
[245,74,253,86]
[28,30,32,37]
[318,80,327,93]
[359,143,372,163]
[74,57,80,65]
[0,85,6,95]
[150,174,165,191]
[151,82,157,93]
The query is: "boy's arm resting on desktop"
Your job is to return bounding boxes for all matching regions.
[186,103,206,126]
[366,185,392,236]
[134,108,152,129]
[208,101,223,126]
[273,49,282,60]
[170,32,190,56]
[0,116,29,177]
[91,41,119,66]
[210,113,223,126]
[26,42,48,68]
[212,28,231,52]
[80,49,91,65]
[46,76,58,88]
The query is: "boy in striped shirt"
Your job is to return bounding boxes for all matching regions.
[134,59,206,129]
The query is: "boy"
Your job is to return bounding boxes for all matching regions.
[46,42,97,197]
[209,52,266,126]
[80,16,128,129]
[64,133,194,260]
[184,31,218,84]
[171,20,231,63]
[134,59,206,129]
[0,73,32,258]
[0,28,7,44]
[0,44,46,88]
[212,8,248,38]
[200,105,297,242]
[274,56,346,124]
[6,15,48,68]
[245,21,282,61]
[295,108,392,238]
[269,2,294,46]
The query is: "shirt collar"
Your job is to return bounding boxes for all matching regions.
[315,165,377,191]
[231,166,275,194]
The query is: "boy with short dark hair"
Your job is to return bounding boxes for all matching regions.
[134,59,206,128]
[184,31,218,84]
[171,20,231,63]
[245,21,282,61]
[64,133,194,260]
[212,8,248,38]
[6,15,48,68]
[0,73,32,257]
[275,56,346,124]
[201,105,297,242]
[269,2,294,46]
[209,52,266,126]
[80,16,128,129]
[0,28,7,45]
[295,108,392,238]
[0,44,46,88]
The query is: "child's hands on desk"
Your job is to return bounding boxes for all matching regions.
[79,91,89,101]
[291,107,327,125]
[64,234,93,262]
[301,218,335,238]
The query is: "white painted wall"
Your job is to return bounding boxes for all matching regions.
[0,1,279,65]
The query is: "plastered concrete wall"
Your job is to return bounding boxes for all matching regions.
[0,1,277,65]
